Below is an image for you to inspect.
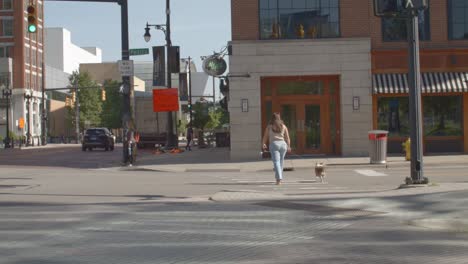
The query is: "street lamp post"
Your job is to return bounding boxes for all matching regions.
[24,93,33,147]
[74,86,80,144]
[144,0,177,148]
[41,62,47,145]
[2,88,12,148]
[182,57,193,126]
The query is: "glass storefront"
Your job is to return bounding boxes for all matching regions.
[423,96,463,137]
[377,97,410,137]
[377,95,464,153]
[262,76,340,155]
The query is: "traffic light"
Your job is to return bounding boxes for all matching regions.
[65,97,71,107]
[27,4,37,33]
[101,89,106,101]
[71,91,76,103]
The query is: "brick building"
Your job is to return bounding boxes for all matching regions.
[0,0,45,145]
[228,0,468,159]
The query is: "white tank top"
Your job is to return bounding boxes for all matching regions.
[268,125,285,142]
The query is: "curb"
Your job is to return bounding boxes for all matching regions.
[118,161,468,173]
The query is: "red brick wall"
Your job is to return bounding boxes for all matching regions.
[340,0,370,38]
[231,0,259,40]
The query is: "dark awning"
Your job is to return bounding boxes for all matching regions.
[372,72,468,94]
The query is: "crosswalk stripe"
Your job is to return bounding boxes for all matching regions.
[355,170,387,177]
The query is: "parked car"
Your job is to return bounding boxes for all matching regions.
[82,128,115,151]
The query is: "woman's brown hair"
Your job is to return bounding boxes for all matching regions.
[269,113,284,133]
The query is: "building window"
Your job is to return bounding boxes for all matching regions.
[423,96,462,136]
[377,97,410,137]
[448,0,468,39]
[382,8,430,41]
[25,72,30,89]
[31,49,36,67]
[259,0,340,40]
[0,46,12,58]
[1,18,13,37]
[25,46,30,65]
[1,0,12,10]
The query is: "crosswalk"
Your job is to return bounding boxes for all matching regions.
[0,202,354,264]
[355,169,388,177]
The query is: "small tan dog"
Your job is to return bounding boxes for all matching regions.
[314,162,326,183]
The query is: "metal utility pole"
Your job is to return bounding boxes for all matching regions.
[406,9,426,184]
[2,84,12,148]
[41,62,47,145]
[212,76,216,103]
[74,86,80,144]
[120,0,132,164]
[165,0,177,148]
[24,93,33,146]
[187,57,193,125]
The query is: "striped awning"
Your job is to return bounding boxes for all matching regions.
[372,72,468,94]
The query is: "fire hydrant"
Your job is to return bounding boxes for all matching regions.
[402,138,411,161]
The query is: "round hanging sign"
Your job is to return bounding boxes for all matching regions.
[202,56,227,77]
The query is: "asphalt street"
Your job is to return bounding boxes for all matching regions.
[1,146,468,263]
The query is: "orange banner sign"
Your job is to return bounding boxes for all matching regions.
[18,117,25,129]
[153,88,179,112]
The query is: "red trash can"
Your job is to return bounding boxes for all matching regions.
[368,130,389,164]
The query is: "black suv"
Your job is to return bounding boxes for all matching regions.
[82,128,115,151]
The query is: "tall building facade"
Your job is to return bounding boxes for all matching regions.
[0,0,45,145]
[229,0,468,159]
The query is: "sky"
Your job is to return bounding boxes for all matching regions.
[44,0,232,69]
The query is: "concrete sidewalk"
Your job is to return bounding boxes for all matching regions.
[131,147,467,172]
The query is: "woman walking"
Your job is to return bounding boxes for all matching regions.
[262,113,291,185]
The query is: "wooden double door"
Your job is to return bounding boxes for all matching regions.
[262,76,341,155]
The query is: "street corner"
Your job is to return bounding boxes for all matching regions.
[407,217,468,233]
[209,189,286,202]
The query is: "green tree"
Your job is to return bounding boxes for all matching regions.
[68,71,102,130]
[178,118,188,136]
[101,79,123,129]
[192,101,211,146]
[206,107,223,130]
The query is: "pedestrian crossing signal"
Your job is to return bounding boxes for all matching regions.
[27,5,37,33]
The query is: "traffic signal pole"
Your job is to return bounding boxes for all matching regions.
[406,9,426,184]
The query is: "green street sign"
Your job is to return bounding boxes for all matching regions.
[129,48,150,56]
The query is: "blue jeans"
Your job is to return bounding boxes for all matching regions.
[269,141,287,180]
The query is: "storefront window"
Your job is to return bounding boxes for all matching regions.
[423,96,462,136]
[377,97,410,137]
[382,8,430,41]
[260,0,340,40]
